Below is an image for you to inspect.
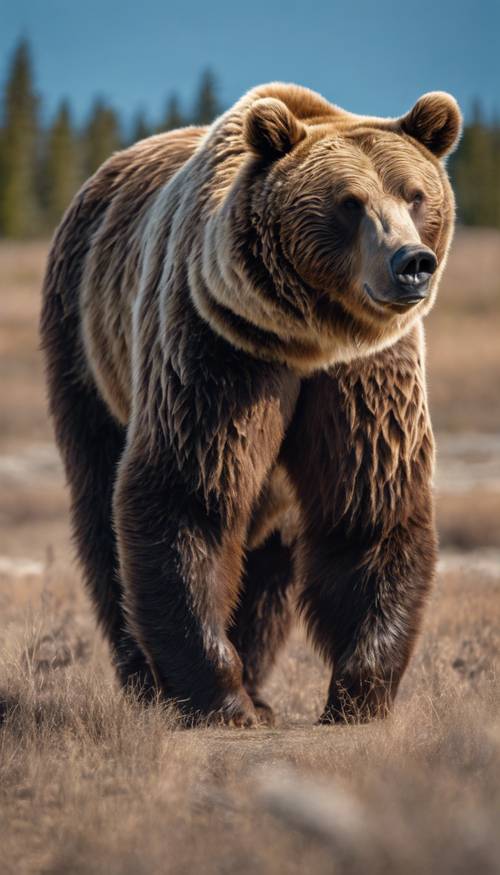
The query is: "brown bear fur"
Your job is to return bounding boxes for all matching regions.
[40,82,461,725]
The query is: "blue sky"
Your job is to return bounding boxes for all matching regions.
[1,0,499,124]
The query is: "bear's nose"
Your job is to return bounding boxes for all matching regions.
[390,245,437,300]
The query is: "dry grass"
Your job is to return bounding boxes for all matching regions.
[0,563,499,874]
[0,230,499,873]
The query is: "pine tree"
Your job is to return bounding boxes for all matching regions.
[450,100,499,228]
[160,93,184,131]
[41,100,81,229]
[192,69,219,125]
[82,99,121,176]
[0,38,40,237]
[130,109,150,144]
[492,120,500,228]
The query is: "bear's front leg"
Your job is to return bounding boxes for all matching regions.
[315,517,436,723]
[114,442,258,725]
[284,333,437,724]
[296,502,437,724]
[113,353,299,726]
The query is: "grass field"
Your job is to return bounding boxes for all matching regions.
[1,230,499,873]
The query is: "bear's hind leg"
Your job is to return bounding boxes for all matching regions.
[57,391,155,697]
[229,530,296,726]
[41,290,155,698]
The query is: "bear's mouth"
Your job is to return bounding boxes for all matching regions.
[363,283,426,311]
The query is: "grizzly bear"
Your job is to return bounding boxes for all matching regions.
[40,83,461,726]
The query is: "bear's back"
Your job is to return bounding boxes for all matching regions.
[75,126,206,423]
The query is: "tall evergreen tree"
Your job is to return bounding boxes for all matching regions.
[160,93,184,131]
[493,120,500,228]
[192,69,219,125]
[41,100,81,228]
[130,108,150,144]
[450,100,499,227]
[82,99,121,176]
[2,37,500,236]
[0,38,40,237]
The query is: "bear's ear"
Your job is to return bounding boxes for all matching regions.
[243,98,307,159]
[399,92,462,158]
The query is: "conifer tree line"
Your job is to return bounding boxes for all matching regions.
[1,38,499,237]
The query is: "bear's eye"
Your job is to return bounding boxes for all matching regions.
[410,190,425,208]
[341,196,363,213]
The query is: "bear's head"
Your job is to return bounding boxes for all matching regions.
[198,85,462,370]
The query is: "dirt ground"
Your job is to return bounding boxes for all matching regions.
[0,229,499,874]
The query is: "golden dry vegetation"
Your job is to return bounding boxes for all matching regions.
[0,230,499,874]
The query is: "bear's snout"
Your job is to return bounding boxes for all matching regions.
[390,244,437,303]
